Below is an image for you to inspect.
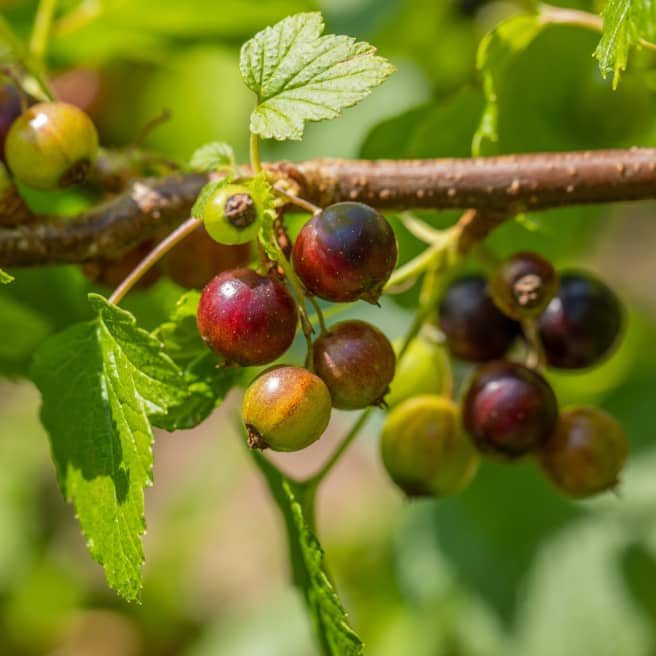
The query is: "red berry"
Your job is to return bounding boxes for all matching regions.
[462,360,558,458]
[164,224,251,289]
[292,202,397,303]
[489,251,559,320]
[438,275,520,362]
[196,268,297,366]
[539,406,629,498]
[313,320,396,410]
[538,272,623,369]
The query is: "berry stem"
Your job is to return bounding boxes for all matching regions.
[250,133,262,174]
[521,318,547,371]
[30,0,58,65]
[304,409,373,487]
[108,217,201,305]
[273,184,321,214]
[308,295,327,335]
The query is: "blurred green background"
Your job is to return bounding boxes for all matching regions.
[2,0,656,654]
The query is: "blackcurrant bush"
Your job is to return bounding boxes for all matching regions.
[313,320,396,410]
[82,241,161,290]
[0,85,23,163]
[5,101,98,189]
[490,251,558,319]
[202,184,260,245]
[386,333,450,408]
[292,202,397,304]
[196,268,297,366]
[380,396,479,497]
[438,275,520,362]
[539,406,629,498]
[538,272,623,369]
[242,365,332,451]
[164,224,251,289]
[462,360,558,458]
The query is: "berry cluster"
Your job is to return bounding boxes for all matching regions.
[195,199,398,451]
[414,252,628,499]
[193,182,629,501]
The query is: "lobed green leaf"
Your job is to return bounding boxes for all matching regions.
[31,294,197,600]
[240,12,395,140]
[594,0,656,88]
[188,141,236,172]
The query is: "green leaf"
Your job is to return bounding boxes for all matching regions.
[153,291,243,430]
[31,294,190,601]
[252,453,364,656]
[240,12,395,141]
[0,268,13,284]
[473,14,545,156]
[189,141,236,172]
[594,0,656,88]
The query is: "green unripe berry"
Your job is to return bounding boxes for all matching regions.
[5,101,98,190]
[380,396,480,498]
[386,334,450,408]
[242,365,332,452]
[202,183,261,245]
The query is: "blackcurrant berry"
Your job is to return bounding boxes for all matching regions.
[196,268,297,366]
[490,251,558,320]
[0,85,23,163]
[82,241,161,290]
[538,272,623,369]
[313,320,395,410]
[438,275,520,362]
[5,101,98,189]
[386,334,450,408]
[539,406,629,498]
[202,184,260,245]
[380,396,479,497]
[292,202,397,304]
[164,224,251,289]
[462,360,558,458]
[242,365,332,451]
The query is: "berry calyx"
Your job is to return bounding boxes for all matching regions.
[0,85,23,163]
[462,360,558,458]
[437,275,520,362]
[242,365,332,452]
[386,333,450,408]
[380,396,480,497]
[538,271,623,369]
[539,406,629,498]
[196,268,297,366]
[164,224,251,289]
[202,183,260,245]
[312,320,396,410]
[489,251,559,319]
[4,101,98,189]
[292,202,397,304]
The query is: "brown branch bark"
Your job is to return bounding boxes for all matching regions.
[2,148,656,267]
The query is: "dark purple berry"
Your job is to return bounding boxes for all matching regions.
[539,406,629,498]
[313,320,396,410]
[196,268,298,366]
[490,251,559,320]
[538,272,623,369]
[0,85,23,163]
[463,360,558,458]
[438,275,520,362]
[292,202,397,304]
